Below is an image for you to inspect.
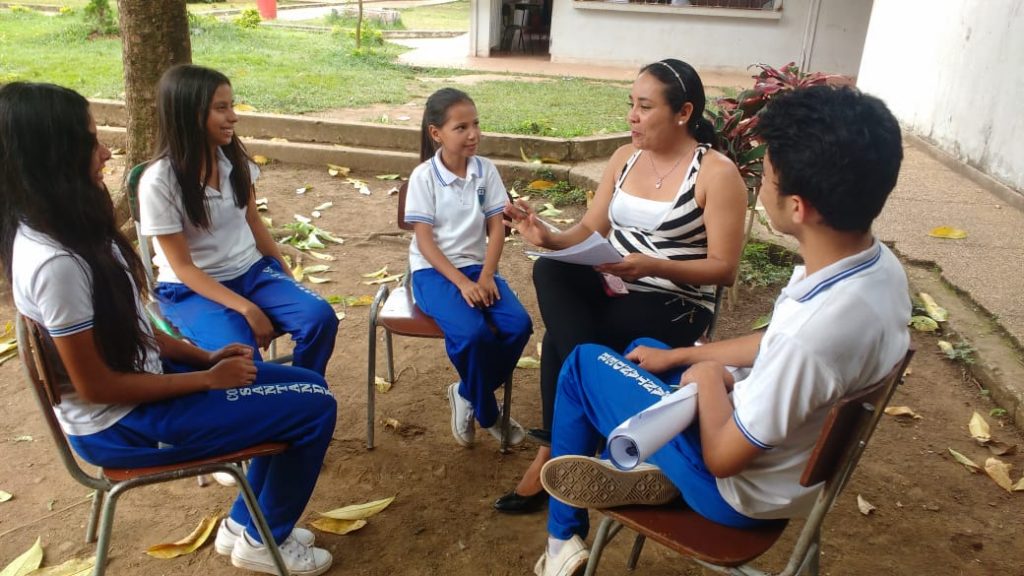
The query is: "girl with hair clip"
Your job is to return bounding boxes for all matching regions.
[495,58,747,515]
[405,87,533,448]
[1,82,335,576]
[138,64,338,376]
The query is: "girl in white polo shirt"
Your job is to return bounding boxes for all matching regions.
[405,88,533,448]
[139,65,338,375]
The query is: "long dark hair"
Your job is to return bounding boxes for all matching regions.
[0,82,151,372]
[639,59,716,147]
[153,64,252,229]
[420,87,475,162]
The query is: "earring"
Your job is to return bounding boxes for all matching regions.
[677,121,684,126]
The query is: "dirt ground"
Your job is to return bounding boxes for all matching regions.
[2,159,1024,576]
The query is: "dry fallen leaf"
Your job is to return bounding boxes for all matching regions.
[145,515,219,559]
[386,186,400,196]
[908,316,939,332]
[917,292,948,322]
[948,448,981,473]
[25,555,95,575]
[307,251,336,262]
[537,203,562,217]
[304,265,330,274]
[937,340,954,357]
[1013,476,1024,492]
[928,226,967,239]
[270,137,289,143]
[309,518,367,535]
[320,496,395,521]
[313,202,334,211]
[984,441,1017,456]
[361,266,389,279]
[233,103,256,112]
[856,494,876,515]
[382,417,401,432]
[252,155,270,166]
[527,179,556,191]
[0,490,11,503]
[344,295,375,307]
[327,164,351,178]
[884,406,922,419]
[1,537,43,576]
[292,263,305,283]
[307,276,331,284]
[375,376,392,393]
[983,457,1014,492]
[969,412,991,443]
[517,356,541,369]
[362,274,403,286]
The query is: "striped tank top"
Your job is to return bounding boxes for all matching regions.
[608,144,716,312]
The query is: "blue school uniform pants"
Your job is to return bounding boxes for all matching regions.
[155,256,339,375]
[412,264,533,428]
[547,338,766,540]
[68,361,337,545]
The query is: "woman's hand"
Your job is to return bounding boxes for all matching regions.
[595,253,657,282]
[241,305,276,350]
[625,345,680,375]
[206,343,253,368]
[206,355,258,389]
[504,200,550,247]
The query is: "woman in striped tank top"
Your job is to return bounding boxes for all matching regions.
[495,59,747,514]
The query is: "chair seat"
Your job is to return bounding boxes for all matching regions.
[103,442,288,481]
[378,286,444,338]
[602,504,788,567]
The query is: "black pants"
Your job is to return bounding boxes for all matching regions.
[533,258,712,430]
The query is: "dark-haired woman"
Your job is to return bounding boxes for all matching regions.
[139,64,338,376]
[1,82,334,575]
[496,59,747,513]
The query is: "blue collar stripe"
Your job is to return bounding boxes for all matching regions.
[797,245,882,303]
[734,413,773,450]
[429,156,447,187]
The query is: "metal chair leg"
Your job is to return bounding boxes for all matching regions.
[85,488,103,543]
[93,485,124,576]
[230,463,287,576]
[627,535,646,571]
[500,374,513,453]
[384,330,395,384]
[367,285,389,450]
[584,517,624,576]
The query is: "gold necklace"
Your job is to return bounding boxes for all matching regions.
[647,150,684,189]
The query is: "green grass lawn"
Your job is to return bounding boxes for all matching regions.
[294,0,470,32]
[0,8,629,136]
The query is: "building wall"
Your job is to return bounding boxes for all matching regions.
[547,0,872,76]
[857,0,1024,192]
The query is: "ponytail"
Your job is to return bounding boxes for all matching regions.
[693,116,717,149]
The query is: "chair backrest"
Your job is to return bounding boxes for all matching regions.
[125,162,156,290]
[16,315,109,491]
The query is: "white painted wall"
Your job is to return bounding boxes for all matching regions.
[469,0,502,56]
[858,0,1024,193]
[546,0,872,76]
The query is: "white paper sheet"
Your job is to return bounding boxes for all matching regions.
[608,383,698,471]
[525,232,623,266]
[607,365,752,471]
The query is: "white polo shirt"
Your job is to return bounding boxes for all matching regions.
[139,149,262,283]
[718,240,910,519]
[404,151,508,272]
[12,225,162,436]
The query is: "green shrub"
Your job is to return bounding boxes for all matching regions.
[235,8,262,30]
[83,0,117,35]
[739,241,795,287]
[347,24,384,46]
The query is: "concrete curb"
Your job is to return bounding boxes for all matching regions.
[89,99,630,164]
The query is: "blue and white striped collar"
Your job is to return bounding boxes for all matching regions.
[429,149,482,187]
[782,239,883,303]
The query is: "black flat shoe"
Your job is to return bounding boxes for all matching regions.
[527,428,551,446]
[493,488,549,514]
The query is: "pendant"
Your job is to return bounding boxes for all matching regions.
[655,179,663,189]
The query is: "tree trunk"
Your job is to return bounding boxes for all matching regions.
[356,0,364,49]
[113,0,191,229]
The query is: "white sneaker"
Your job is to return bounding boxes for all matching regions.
[484,408,527,446]
[231,531,332,576]
[533,535,589,576]
[212,472,237,487]
[447,382,475,447]
[214,517,315,556]
[540,456,679,510]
